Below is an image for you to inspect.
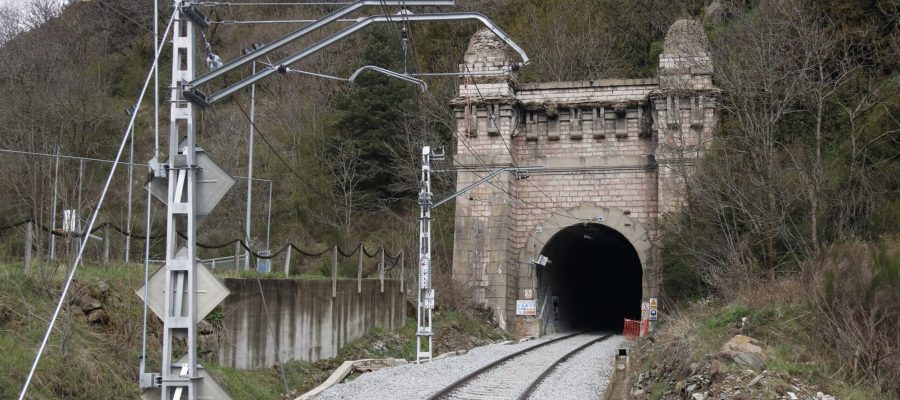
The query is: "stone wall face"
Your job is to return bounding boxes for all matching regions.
[450,20,718,332]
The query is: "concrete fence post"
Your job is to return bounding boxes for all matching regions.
[399,250,404,294]
[379,247,385,294]
[332,245,338,298]
[284,245,292,277]
[357,245,363,294]
[102,224,110,265]
[124,228,131,265]
[233,241,240,272]
[24,220,33,274]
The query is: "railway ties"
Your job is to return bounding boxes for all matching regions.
[427,332,613,400]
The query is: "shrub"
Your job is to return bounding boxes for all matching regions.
[803,238,899,392]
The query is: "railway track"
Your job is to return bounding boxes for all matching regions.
[426,332,613,400]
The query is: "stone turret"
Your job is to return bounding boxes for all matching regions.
[652,19,719,214]
[658,19,713,90]
[458,29,515,99]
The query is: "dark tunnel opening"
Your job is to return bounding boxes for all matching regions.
[537,223,642,332]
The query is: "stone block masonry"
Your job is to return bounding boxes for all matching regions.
[450,20,719,335]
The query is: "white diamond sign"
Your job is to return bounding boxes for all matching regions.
[137,249,230,322]
[140,355,232,400]
[148,142,235,218]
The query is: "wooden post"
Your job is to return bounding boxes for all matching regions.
[24,221,33,274]
[399,250,404,293]
[102,224,110,265]
[284,245,292,277]
[379,247,385,294]
[233,241,240,272]
[332,245,338,298]
[357,245,363,294]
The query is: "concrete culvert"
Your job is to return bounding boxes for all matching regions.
[537,223,642,332]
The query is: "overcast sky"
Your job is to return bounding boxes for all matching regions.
[0,0,22,9]
[1,0,71,11]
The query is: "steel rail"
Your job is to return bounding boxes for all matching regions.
[517,333,614,400]
[425,332,586,400]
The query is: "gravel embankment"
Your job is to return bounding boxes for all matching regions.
[528,334,627,400]
[313,333,626,400]
[314,333,571,400]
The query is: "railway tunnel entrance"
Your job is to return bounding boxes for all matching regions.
[537,223,643,332]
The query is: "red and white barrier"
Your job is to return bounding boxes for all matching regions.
[623,318,651,340]
[623,319,641,340]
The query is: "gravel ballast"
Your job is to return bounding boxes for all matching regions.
[313,333,625,400]
[528,334,626,400]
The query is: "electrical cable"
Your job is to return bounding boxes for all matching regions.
[198,1,352,6]
[460,62,584,223]
[18,11,176,400]
[253,270,290,393]
[448,125,584,224]
[95,0,160,39]
[211,18,357,24]
[231,94,338,207]
[387,5,581,226]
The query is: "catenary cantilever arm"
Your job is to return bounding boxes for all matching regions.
[187,13,529,106]
[190,1,454,88]
[432,167,543,208]
[348,65,428,92]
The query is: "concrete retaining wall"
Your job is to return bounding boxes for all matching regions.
[218,279,406,369]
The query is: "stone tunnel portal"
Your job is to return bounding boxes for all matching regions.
[538,223,643,332]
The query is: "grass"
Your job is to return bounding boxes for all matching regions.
[0,262,341,399]
[0,261,509,399]
[632,276,895,400]
[0,262,151,399]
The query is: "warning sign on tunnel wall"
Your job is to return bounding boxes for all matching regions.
[516,300,536,316]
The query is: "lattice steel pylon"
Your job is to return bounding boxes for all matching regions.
[417,146,443,363]
[161,2,199,398]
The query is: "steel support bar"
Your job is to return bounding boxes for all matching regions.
[348,65,427,92]
[125,124,135,264]
[243,61,256,271]
[49,145,61,260]
[190,0,454,88]
[431,167,534,208]
[192,13,528,105]
[160,4,199,399]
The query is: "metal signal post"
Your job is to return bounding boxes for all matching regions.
[417,146,443,363]
[164,2,199,397]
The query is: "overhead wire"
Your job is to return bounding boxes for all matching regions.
[444,100,584,224]
[18,11,177,400]
[389,2,585,226]
[388,2,584,231]
[460,61,585,223]
[253,269,290,393]
[198,1,352,6]
[95,0,160,39]
[211,18,357,24]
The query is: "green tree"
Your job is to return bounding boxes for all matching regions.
[329,25,417,200]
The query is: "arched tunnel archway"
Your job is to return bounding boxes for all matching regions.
[537,223,643,332]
